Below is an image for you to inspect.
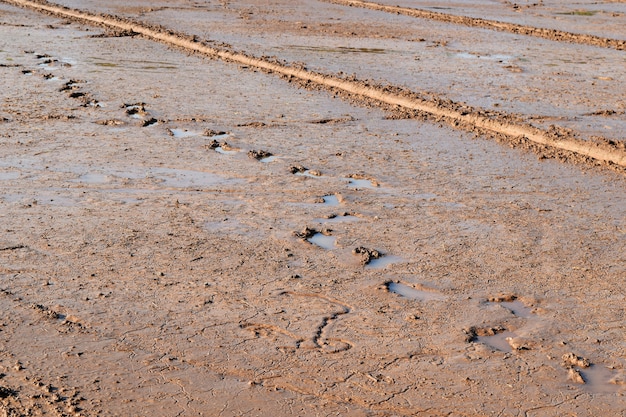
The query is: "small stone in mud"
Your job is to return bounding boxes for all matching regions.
[289,165,307,174]
[248,150,272,160]
[561,353,591,368]
[352,246,381,265]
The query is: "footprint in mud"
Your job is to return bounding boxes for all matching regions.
[290,164,322,177]
[319,194,341,206]
[465,325,519,353]
[384,281,446,302]
[487,294,534,318]
[293,227,336,250]
[344,174,379,189]
[240,291,353,354]
[35,53,71,70]
[248,149,275,163]
[206,139,239,154]
[558,351,624,393]
[467,295,537,352]
[366,255,404,269]
[167,128,203,138]
[308,232,337,250]
[122,102,159,126]
[315,212,360,223]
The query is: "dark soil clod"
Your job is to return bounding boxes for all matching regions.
[352,246,381,265]
[248,149,272,160]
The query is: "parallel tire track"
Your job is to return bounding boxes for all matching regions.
[323,0,626,51]
[4,0,626,168]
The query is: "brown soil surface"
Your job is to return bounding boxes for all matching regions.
[1,1,625,416]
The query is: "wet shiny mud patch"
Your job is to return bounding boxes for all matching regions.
[307,232,337,250]
[385,281,446,301]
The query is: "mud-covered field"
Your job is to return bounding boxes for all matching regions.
[1,1,625,416]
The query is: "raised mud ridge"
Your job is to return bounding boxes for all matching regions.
[324,0,626,51]
[4,0,626,169]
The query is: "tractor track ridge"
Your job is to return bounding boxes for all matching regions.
[3,0,626,169]
[323,0,626,51]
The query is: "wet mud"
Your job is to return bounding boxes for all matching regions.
[0,1,625,416]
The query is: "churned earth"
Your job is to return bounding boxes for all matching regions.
[0,1,625,416]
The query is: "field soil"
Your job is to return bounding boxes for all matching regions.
[0,1,625,416]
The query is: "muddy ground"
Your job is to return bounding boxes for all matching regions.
[0,1,625,416]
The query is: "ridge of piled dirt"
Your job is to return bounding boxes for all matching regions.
[323,0,626,51]
[2,0,626,171]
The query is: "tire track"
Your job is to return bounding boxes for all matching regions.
[3,0,626,169]
[323,0,626,51]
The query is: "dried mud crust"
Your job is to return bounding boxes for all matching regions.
[322,0,626,51]
[3,0,626,171]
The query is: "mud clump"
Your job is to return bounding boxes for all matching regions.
[0,386,17,399]
[30,303,61,320]
[464,325,506,343]
[123,102,147,116]
[206,140,222,149]
[203,129,227,137]
[293,227,332,240]
[293,227,317,240]
[142,118,158,127]
[352,246,381,265]
[289,164,307,174]
[561,352,591,368]
[568,368,586,384]
[488,294,517,302]
[248,150,273,160]
[59,79,83,92]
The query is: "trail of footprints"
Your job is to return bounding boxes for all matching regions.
[12,49,625,390]
[203,128,625,390]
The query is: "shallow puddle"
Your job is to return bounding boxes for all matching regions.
[75,173,110,184]
[476,331,516,353]
[0,172,21,180]
[322,195,339,206]
[365,255,404,269]
[387,282,446,301]
[169,128,201,138]
[579,365,622,394]
[295,170,322,178]
[345,178,376,188]
[260,156,277,163]
[315,214,360,223]
[215,147,238,155]
[500,300,533,318]
[307,233,336,250]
